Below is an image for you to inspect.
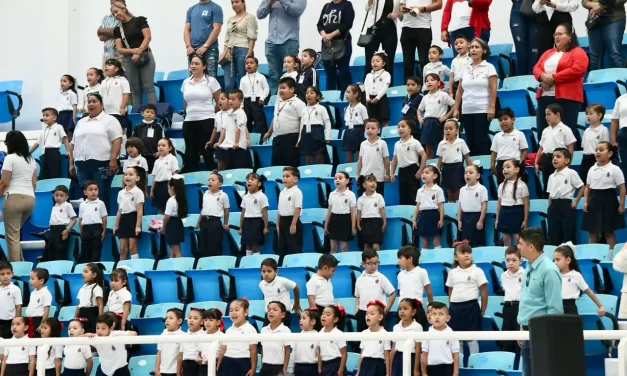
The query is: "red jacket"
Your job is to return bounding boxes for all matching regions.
[441,0,492,36]
[533,47,588,103]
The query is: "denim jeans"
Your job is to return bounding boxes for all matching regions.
[189,47,220,78]
[223,46,249,92]
[588,17,627,70]
[75,159,115,210]
[322,40,353,93]
[521,340,532,376]
[266,40,300,94]
[121,50,157,107]
[510,1,538,75]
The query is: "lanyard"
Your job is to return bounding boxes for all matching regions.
[248,74,257,95]
[305,106,319,133]
[43,126,54,148]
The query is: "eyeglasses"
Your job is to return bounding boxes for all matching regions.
[553,32,567,37]
[365,262,380,267]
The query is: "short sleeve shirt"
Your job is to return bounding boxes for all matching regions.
[460,61,497,114]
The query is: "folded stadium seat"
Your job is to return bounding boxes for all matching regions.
[377,249,399,265]
[276,266,308,297]
[465,351,516,371]
[134,303,184,355]
[155,70,188,112]
[257,165,288,210]
[420,263,448,296]
[185,269,229,303]
[299,208,327,253]
[571,151,583,174]
[442,202,458,246]
[381,126,400,159]
[228,267,263,300]
[37,260,73,275]
[599,261,623,296]
[195,256,236,291]
[573,199,588,245]
[11,261,33,277]
[128,355,155,376]
[136,258,194,304]
[383,217,413,250]
[470,155,499,201]
[349,56,367,85]
[441,47,454,70]
[576,244,610,261]
[385,205,414,219]
[526,199,549,235]
[377,264,400,291]
[334,298,357,332]
[60,272,95,306]
[334,252,363,267]
[387,85,409,126]
[251,140,273,168]
[580,312,619,372]
[487,44,514,80]
[482,295,504,330]
[298,165,332,209]
[577,294,617,316]
[345,352,360,376]
[391,53,405,87]
[239,254,278,269]
[583,68,627,110]
[73,262,115,273]
[200,184,242,214]
[246,299,267,329]
[29,179,72,229]
[282,253,322,268]
[483,201,499,246]
[185,301,227,317]
[222,168,254,189]
[57,305,76,337]
[497,75,539,117]
[420,248,454,265]
[0,80,23,132]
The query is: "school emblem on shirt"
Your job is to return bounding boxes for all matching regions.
[374,203,378,207]
[564,179,568,184]
[607,172,611,177]
[456,148,460,152]
[379,78,382,82]
[254,199,258,204]
[59,208,63,212]
[432,195,436,200]
[407,146,410,151]
[112,346,116,351]
[475,193,478,198]
[513,138,516,141]
[467,276,471,281]
[217,197,220,201]
[277,288,281,293]
[54,132,57,136]
[344,199,348,204]
[597,135,600,139]
[310,344,315,349]
[379,340,382,344]
[376,147,380,152]
[37,298,40,303]
[21,347,25,351]
[568,278,572,282]
[78,348,81,352]
[288,196,292,201]
[131,197,134,201]
[375,279,379,283]
[94,207,98,211]
[518,277,522,283]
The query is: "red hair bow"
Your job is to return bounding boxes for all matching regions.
[414,298,423,308]
[26,317,35,338]
[240,297,249,302]
[215,308,225,332]
[453,239,469,247]
[74,317,88,323]
[309,306,318,311]
[366,300,386,309]
[335,304,346,317]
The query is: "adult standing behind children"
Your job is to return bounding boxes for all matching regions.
[221,0,258,92]
[184,0,224,79]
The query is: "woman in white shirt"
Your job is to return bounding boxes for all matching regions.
[181,54,222,173]
[0,131,37,261]
[399,0,442,80]
[361,0,401,84]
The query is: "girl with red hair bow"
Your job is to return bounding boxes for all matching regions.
[357,301,391,376]
[391,298,424,376]
[199,308,226,376]
[319,305,347,376]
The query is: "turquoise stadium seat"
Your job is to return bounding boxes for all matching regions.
[283,253,322,268]
[486,44,513,79]
[467,351,516,370]
[11,261,34,277]
[497,75,538,117]
[0,80,23,131]
[420,249,454,264]
[378,249,399,265]
[185,301,227,316]
[240,254,278,269]
[128,355,156,376]
[346,352,360,374]
[156,77,186,112]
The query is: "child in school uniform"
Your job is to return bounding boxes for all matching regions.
[155,308,184,376]
[306,254,339,311]
[259,302,292,376]
[199,308,225,374]
[391,298,423,376]
[546,148,584,246]
[356,119,391,197]
[500,246,524,353]
[397,245,432,330]
[57,74,78,134]
[131,104,164,173]
[240,173,270,256]
[74,263,104,334]
[402,77,423,139]
[357,301,392,376]
[197,172,230,258]
[102,59,131,131]
[437,119,472,203]
[354,250,396,334]
[298,86,332,165]
[63,318,94,376]
[37,318,63,376]
[342,84,369,163]
[30,108,70,179]
[449,35,471,98]
[123,138,149,173]
[365,53,392,127]
[446,243,488,357]
[490,108,529,185]
[219,299,258,376]
[82,313,138,376]
[418,73,455,159]
[324,171,357,253]
[150,138,179,214]
[161,176,188,259]
[217,89,250,169]
[179,308,205,376]
[241,56,270,134]
[260,258,301,327]
[0,317,35,376]
[114,166,146,260]
[534,103,577,198]
[26,268,52,338]
[357,175,387,251]
[282,55,300,82]
[277,167,304,258]
[413,165,446,250]
[582,103,610,183]
[0,262,22,340]
[296,49,319,102]
[209,92,231,171]
[391,118,427,206]
[496,159,530,246]
[44,185,77,261]
[78,181,108,263]
[318,305,348,376]
[291,309,321,376]
[582,141,626,250]
[82,68,103,115]
[458,165,489,247]
[421,302,460,376]
[107,268,133,331]
[422,46,452,90]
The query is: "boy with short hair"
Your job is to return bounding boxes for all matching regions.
[398,245,433,330]
[78,180,108,263]
[259,258,301,327]
[240,56,270,134]
[132,103,164,173]
[155,307,184,376]
[277,167,303,258]
[421,302,460,376]
[449,34,471,97]
[355,119,391,196]
[306,254,339,312]
[296,48,319,102]
[0,261,22,339]
[217,89,250,169]
[500,246,524,353]
[26,268,53,337]
[354,249,396,333]
[31,108,70,179]
[490,108,529,184]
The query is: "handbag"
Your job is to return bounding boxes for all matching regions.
[519,0,535,17]
[119,22,151,67]
[321,4,348,62]
[357,0,380,47]
[219,16,246,66]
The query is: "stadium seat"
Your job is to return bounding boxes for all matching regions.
[134,303,184,355]
[600,261,623,296]
[577,294,618,315]
[467,351,516,370]
[0,80,23,131]
[383,217,413,250]
[283,253,322,268]
[185,301,227,316]
[497,75,538,117]
[229,268,263,300]
[482,296,504,330]
[486,44,513,79]
[30,179,72,228]
[420,249,454,265]
[378,249,399,265]
[91,358,100,376]
[74,262,115,273]
[138,258,194,304]
[378,264,400,291]
[61,273,92,305]
[58,305,76,337]
[576,244,610,261]
[583,68,627,110]
[421,263,448,296]
[239,254,277,269]
[185,268,229,302]
[334,252,363,267]
[37,260,74,275]
[128,355,156,376]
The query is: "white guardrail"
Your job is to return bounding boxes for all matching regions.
[1,331,625,376]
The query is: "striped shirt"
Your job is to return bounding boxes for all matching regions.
[102,14,120,59]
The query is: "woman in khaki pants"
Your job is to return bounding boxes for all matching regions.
[0,131,37,261]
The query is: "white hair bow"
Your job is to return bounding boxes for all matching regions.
[559,241,576,254]
[171,174,185,181]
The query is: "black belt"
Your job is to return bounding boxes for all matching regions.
[201,215,221,220]
[522,325,529,330]
[44,147,60,151]
[503,301,520,306]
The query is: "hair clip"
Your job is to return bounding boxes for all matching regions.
[117,265,132,272]
[74,317,88,323]
[171,174,184,180]
[453,239,469,247]
[413,298,422,307]
[559,241,576,254]
[335,303,346,317]
[308,306,318,311]
[366,300,386,309]
[240,297,249,302]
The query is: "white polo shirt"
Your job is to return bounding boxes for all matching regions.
[306,274,335,306]
[180,329,205,360]
[3,337,36,364]
[224,322,258,358]
[422,326,460,365]
[451,54,471,82]
[419,91,455,118]
[117,186,144,214]
[423,62,452,84]
[79,199,108,225]
[219,109,248,149]
[165,197,180,217]
[539,122,577,154]
[359,138,390,181]
[398,266,431,301]
[582,125,609,155]
[107,288,132,314]
[436,138,469,164]
[260,324,292,365]
[344,103,369,130]
[240,73,270,102]
[501,268,524,302]
[562,270,588,299]
[587,162,625,189]
[400,0,433,28]
[365,70,391,100]
[152,154,179,182]
[416,184,445,210]
[157,329,184,373]
[93,331,132,375]
[292,330,319,364]
[547,167,583,200]
[58,90,78,111]
[0,283,23,320]
[360,328,391,358]
[278,186,303,217]
[241,191,269,218]
[460,60,498,114]
[215,111,228,133]
[38,123,67,150]
[181,75,221,121]
[319,327,346,361]
[274,96,307,136]
[123,156,149,172]
[498,179,529,206]
[101,76,131,115]
[72,112,123,162]
[355,271,395,311]
[392,321,423,352]
[200,330,225,362]
[445,264,488,303]
[38,344,63,370]
[611,94,627,129]
[49,202,77,226]
[63,345,92,370]
[328,189,357,215]
[490,130,528,161]
[459,183,488,213]
[299,104,332,142]
[1,154,37,197]
[201,190,230,217]
[259,276,297,311]
[394,137,424,168]
[77,284,103,308]
[357,192,385,218]
[26,287,52,317]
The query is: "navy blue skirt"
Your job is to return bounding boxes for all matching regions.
[328,213,354,241]
[58,110,75,132]
[299,124,326,155]
[581,188,626,233]
[441,162,465,190]
[165,216,185,245]
[460,211,485,247]
[419,209,441,237]
[116,212,140,239]
[392,350,416,376]
[421,117,443,147]
[497,205,524,235]
[218,357,252,376]
[449,300,482,332]
[241,217,264,245]
[151,181,170,211]
[320,358,344,376]
[62,369,86,376]
[359,358,386,376]
[359,217,384,245]
[368,95,390,122]
[294,363,318,376]
[215,146,228,162]
[342,126,365,152]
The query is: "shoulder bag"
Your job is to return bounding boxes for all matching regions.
[119,21,151,67]
[357,0,380,48]
[219,15,247,67]
[321,4,349,62]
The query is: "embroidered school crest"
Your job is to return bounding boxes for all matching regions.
[475,193,478,198]
[456,148,459,152]
[379,78,383,82]
[513,138,516,141]
[37,298,40,303]
[112,346,116,351]
[568,278,572,282]
[374,203,378,207]
[254,199,258,204]
[432,195,436,200]
[597,135,600,139]
[375,279,379,284]
[288,196,292,201]
[310,344,314,349]
[217,197,220,201]
[564,179,568,184]
[467,276,471,281]
[277,288,281,293]
[376,147,380,152]
[94,207,98,211]
[607,172,611,177]
[21,347,25,351]
[407,146,410,151]
[344,199,348,204]
[518,277,522,283]
[78,348,81,352]
[379,340,382,344]
[59,208,63,212]
[131,197,134,201]
[54,132,57,136]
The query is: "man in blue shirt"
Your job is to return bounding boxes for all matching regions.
[184,0,224,78]
[517,227,563,376]
[257,0,307,94]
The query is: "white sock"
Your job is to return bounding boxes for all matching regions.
[131,253,139,259]
[467,340,479,354]
[434,246,441,249]
[246,250,253,256]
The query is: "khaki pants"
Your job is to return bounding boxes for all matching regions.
[2,194,35,261]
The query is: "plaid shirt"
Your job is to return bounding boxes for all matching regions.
[102,14,120,59]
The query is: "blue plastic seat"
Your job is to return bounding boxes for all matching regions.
[321,90,342,102]
[377,264,400,292]
[576,244,610,261]
[576,294,617,315]
[247,299,268,328]
[239,254,277,269]
[420,249,454,265]
[421,263,448,296]
[486,44,513,79]
[0,80,23,131]
[128,355,156,376]
[140,258,194,304]
[58,305,76,336]
[229,268,262,300]
[134,303,184,354]
[377,249,398,265]
[282,253,322,268]
[346,352,360,374]
[156,78,185,112]
[74,262,115,273]
[277,267,308,299]
[185,269,229,302]
[185,301,227,316]
[60,273,90,306]
[600,261,623,296]
[497,75,538,117]
[467,351,516,370]
[36,260,74,275]
[382,217,413,250]
[334,252,362,267]
[29,179,72,228]
[483,295,504,330]
[11,261,33,277]
[583,71,627,110]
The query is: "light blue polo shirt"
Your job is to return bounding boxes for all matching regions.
[186,1,224,49]
[517,252,564,326]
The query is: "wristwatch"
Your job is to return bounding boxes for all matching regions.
[203,44,209,49]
